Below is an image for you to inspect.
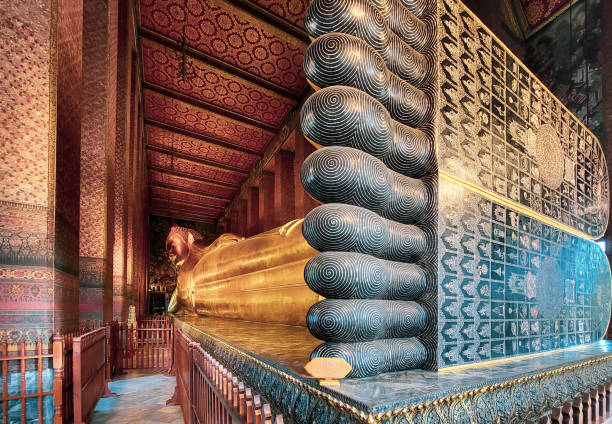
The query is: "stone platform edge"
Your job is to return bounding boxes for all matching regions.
[173,318,612,424]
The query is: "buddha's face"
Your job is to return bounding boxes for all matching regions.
[166,234,190,267]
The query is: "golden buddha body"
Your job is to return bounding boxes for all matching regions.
[166,220,320,326]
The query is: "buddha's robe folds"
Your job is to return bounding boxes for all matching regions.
[171,219,320,326]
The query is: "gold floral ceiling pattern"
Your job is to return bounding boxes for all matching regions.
[139,0,308,223]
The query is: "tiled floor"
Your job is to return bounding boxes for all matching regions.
[91,370,183,423]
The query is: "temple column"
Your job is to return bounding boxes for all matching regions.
[294,130,319,218]
[79,0,118,325]
[259,171,275,231]
[247,187,260,236]
[238,198,248,236]
[274,150,295,226]
[230,209,239,235]
[217,218,227,235]
[112,0,130,322]
[0,0,83,339]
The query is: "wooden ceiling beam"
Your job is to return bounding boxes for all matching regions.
[143,82,277,132]
[149,182,232,201]
[146,144,250,176]
[150,209,218,223]
[150,201,220,216]
[151,197,226,212]
[145,119,260,156]
[148,166,241,189]
[139,28,299,98]
[229,0,309,43]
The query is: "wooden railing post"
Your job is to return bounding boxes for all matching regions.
[604,381,612,418]
[590,389,599,424]
[1,340,8,424]
[19,339,26,423]
[53,334,65,424]
[188,341,198,424]
[171,327,284,424]
[582,393,591,424]
[598,385,605,423]
[573,396,584,424]
[105,325,112,381]
[253,394,263,424]
[169,323,175,375]
[561,402,574,424]
[246,388,254,424]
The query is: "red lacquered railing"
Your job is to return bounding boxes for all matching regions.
[0,339,53,424]
[72,328,114,424]
[109,320,173,371]
[171,327,284,424]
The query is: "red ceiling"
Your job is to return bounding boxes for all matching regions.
[139,0,307,92]
[248,0,309,27]
[151,186,229,208]
[146,125,259,170]
[144,90,273,152]
[141,38,295,127]
[139,0,308,223]
[148,150,245,186]
[148,169,235,198]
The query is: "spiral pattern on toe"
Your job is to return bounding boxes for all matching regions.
[311,338,427,377]
[386,121,432,175]
[302,204,426,261]
[304,252,426,300]
[375,0,429,51]
[304,33,429,127]
[383,220,427,262]
[301,147,390,214]
[387,262,426,299]
[301,147,429,223]
[304,33,386,95]
[305,0,429,86]
[302,0,436,376]
[305,0,388,57]
[307,299,426,342]
[301,86,391,158]
[302,204,388,254]
[301,86,433,177]
[397,0,430,17]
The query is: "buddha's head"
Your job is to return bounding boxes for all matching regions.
[165,225,203,267]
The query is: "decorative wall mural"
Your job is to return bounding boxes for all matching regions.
[300,0,610,375]
[437,178,610,366]
[517,0,572,30]
[436,0,608,239]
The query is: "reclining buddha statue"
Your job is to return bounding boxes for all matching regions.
[166,219,321,326]
[166,0,611,379]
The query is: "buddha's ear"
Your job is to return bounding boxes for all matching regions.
[187,233,195,245]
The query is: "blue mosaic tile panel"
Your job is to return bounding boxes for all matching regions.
[436,0,609,238]
[437,178,611,367]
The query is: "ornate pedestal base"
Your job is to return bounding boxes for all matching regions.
[174,316,612,423]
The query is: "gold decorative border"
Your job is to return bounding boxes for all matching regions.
[439,171,596,240]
